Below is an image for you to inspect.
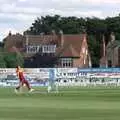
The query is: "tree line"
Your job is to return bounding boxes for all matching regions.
[0,46,24,68]
[24,14,120,67]
[1,14,120,68]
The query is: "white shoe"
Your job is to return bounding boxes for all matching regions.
[14,89,18,93]
[29,88,34,93]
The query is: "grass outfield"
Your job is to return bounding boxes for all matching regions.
[0,87,120,120]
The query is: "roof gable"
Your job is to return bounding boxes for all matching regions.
[56,34,86,57]
[63,34,84,53]
[58,44,79,57]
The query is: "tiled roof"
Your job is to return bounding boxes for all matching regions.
[57,44,80,57]
[56,34,85,57]
[4,33,86,58]
[4,34,25,49]
[63,34,84,53]
[25,35,58,45]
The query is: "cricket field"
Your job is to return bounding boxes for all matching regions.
[0,87,120,120]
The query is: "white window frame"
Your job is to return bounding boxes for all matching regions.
[61,58,73,67]
[42,45,56,53]
[26,45,41,53]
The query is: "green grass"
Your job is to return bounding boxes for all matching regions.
[0,87,120,120]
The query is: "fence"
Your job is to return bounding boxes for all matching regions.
[0,68,120,87]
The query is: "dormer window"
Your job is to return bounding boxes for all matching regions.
[26,45,42,53]
[26,45,56,53]
[42,45,56,53]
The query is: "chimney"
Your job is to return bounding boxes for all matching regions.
[83,32,87,43]
[8,31,12,36]
[51,30,56,35]
[25,34,29,53]
[102,35,106,57]
[100,34,108,68]
[59,30,64,47]
[51,30,56,43]
[110,32,115,42]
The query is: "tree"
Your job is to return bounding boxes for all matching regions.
[24,15,86,35]
[105,15,120,40]
[87,34,100,67]
[4,53,24,68]
[23,14,120,67]
[0,53,6,68]
[0,42,4,47]
[86,17,107,34]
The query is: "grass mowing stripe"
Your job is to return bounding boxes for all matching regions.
[0,87,120,120]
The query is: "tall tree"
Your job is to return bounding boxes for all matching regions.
[0,53,6,68]
[24,14,120,67]
[4,53,24,68]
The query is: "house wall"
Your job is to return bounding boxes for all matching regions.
[106,45,119,67]
[113,47,119,66]
[73,58,82,67]
[72,37,90,68]
[4,34,24,52]
[118,48,120,67]
[78,34,90,68]
[4,33,91,68]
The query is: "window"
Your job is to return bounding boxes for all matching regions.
[26,45,56,53]
[61,58,73,67]
[26,45,41,53]
[42,45,56,53]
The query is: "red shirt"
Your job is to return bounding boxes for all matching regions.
[16,68,25,82]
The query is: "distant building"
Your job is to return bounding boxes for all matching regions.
[3,31,91,68]
[100,32,120,67]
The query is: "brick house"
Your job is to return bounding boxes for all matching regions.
[3,31,91,68]
[100,32,120,67]
[4,31,25,52]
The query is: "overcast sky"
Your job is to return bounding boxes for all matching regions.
[0,0,120,41]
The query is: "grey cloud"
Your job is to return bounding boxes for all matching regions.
[0,0,119,17]
[0,0,119,41]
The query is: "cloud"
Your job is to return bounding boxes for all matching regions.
[0,26,22,41]
[0,0,120,41]
[84,0,120,4]
[46,9,103,18]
